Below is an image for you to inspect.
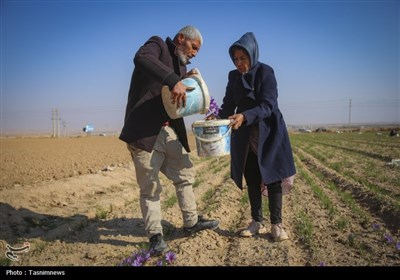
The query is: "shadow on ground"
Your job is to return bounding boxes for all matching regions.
[0,202,181,247]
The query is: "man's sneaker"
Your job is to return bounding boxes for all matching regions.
[271,224,289,242]
[240,220,267,237]
[149,233,170,256]
[184,215,219,234]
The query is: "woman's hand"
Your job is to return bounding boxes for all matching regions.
[205,114,217,120]
[228,113,245,130]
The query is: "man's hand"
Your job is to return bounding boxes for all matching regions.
[171,81,194,108]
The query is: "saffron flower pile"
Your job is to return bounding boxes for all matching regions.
[120,249,176,267]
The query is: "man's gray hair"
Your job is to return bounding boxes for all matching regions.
[175,26,203,44]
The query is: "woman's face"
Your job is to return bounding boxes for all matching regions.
[233,49,250,74]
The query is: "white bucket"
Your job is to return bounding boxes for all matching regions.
[162,69,210,119]
[192,119,231,157]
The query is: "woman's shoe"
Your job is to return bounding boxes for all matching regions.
[271,224,289,242]
[240,220,267,237]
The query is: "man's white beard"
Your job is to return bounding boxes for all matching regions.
[177,49,188,65]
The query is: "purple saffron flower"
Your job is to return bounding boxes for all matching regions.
[165,251,176,264]
[135,254,146,264]
[396,242,400,250]
[132,259,142,266]
[143,251,151,262]
[207,97,220,116]
[319,261,326,266]
[120,257,130,266]
[372,223,380,230]
[121,248,177,267]
[383,233,394,243]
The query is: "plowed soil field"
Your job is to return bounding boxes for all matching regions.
[1,132,399,267]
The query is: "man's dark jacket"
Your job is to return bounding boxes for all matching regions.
[119,36,190,153]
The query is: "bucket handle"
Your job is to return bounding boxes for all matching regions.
[192,126,232,143]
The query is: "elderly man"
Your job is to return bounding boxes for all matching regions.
[120,26,219,256]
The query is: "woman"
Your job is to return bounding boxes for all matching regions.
[211,32,296,241]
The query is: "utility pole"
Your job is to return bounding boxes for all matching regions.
[348,99,352,128]
[52,108,56,137]
[55,108,60,137]
[62,120,67,137]
[51,108,60,137]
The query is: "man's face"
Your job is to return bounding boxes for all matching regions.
[176,35,201,65]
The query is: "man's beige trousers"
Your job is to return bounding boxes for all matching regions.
[127,126,198,237]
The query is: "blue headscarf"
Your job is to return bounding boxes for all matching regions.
[229,32,259,71]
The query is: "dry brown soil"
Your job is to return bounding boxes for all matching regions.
[1,135,399,267]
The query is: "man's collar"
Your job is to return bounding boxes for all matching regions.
[166,37,176,56]
[166,37,191,65]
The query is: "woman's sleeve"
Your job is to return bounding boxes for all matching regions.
[218,71,237,119]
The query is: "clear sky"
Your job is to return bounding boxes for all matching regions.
[1,0,399,135]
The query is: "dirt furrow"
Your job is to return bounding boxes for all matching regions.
[292,148,400,265]
[294,146,399,232]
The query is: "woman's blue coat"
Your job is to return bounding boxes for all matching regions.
[219,32,296,189]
